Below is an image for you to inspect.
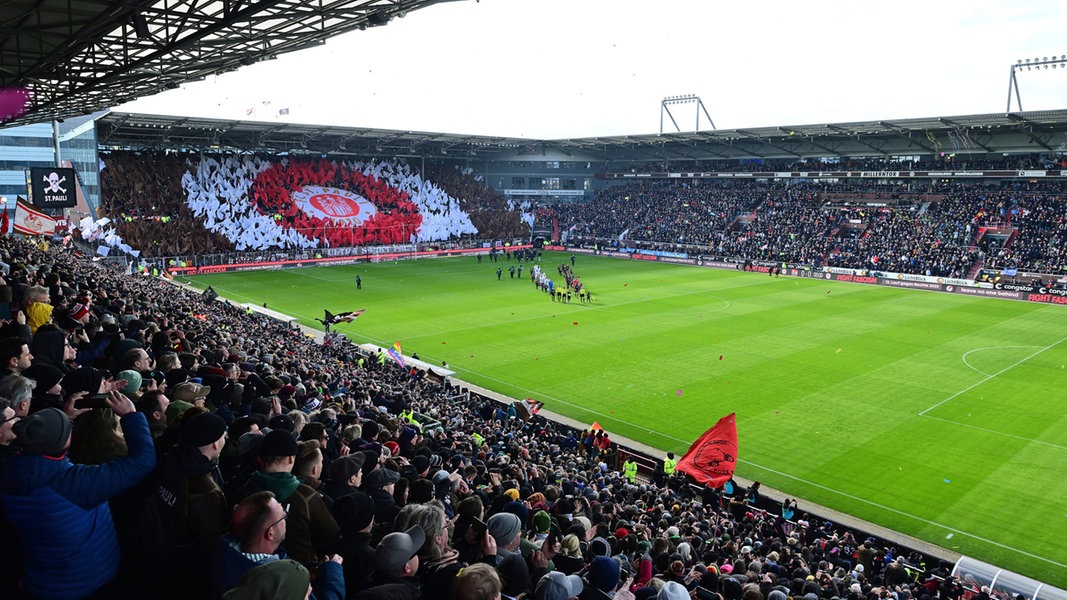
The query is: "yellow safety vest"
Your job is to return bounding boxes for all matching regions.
[663,457,677,475]
[623,460,638,481]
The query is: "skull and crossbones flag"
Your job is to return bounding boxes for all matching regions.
[675,412,739,487]
[29,167,76,209]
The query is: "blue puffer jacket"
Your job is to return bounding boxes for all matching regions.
[0,412,155,600]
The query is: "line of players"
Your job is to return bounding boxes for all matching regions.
[528,263,591,303]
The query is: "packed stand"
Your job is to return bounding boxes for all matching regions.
[97,152,515,258]
[0,236,978,600]
[556,178,1067,278]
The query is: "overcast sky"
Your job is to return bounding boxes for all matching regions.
[118,0,1067,140]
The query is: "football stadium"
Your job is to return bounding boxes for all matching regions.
[3,2,1067,600]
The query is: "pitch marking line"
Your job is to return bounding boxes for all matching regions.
[919,336,1067,417]
[961,346,1042,376]
[445,367,1067,572]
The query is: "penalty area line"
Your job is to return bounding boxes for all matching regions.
[919,336,1067,417]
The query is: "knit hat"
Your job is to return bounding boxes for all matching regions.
[180,411,227,447]
[383,440,400,457]
[498,553,530,598]
[23,363,64,394]
[366,468,400,490]
[588,555,620,593]
[658,581,691,600]
[536,571,583,600]
[165,368,191,388]
[636,588,658,600]
[487,512,522,547]
[13,407,71,456]
[329,453,366,484]
[165,400,195,427]
[333,491,376,532]
[268,413,295,433]
[588,537,610,558]
[532,510,552,534]
[69,303,90,321]
[361,420,379,439]
[222,559,310,600]
[503,488,520,501]
[411,454,430,475]
[115,369,143,395]
[431,469,451,486]
[259,429,298,458]
[60,366,106,397]
[503,500,529,530]
[376,525,426,577]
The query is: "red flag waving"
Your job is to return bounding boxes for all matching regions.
[675,412,738,487]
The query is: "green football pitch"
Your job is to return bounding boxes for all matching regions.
[188,252,1067,585]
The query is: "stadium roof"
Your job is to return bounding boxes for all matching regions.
[0,0,461,128]
[97,109,1067,162]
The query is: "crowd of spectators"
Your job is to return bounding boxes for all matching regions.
[0,236,976,600]
[98,152,513,257]
[552,179,1067,278]
[98,151,1067,278]
[598,153,1065,175]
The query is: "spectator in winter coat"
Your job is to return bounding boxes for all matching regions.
[0,393,155,599]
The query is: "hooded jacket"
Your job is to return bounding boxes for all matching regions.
[242,470,339,565]
[0,412,155,600]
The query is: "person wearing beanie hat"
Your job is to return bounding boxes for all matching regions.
[222,559,310,600]
[13,407,71,456]
[59,366,107,398]
[24,362,65,400]
[332,491,377,589]
[503,500,530,532]
[658,581,690,600]
[503,487,521,501]
[115,369,143,396]
[1,393,155,600]
[240,428,340,565]
[223,556,344,600]
[148,410,229,596]
[411,454,430,477]
[588,554,621,593]
[269,412,295,433]
[532,510,552,535]
[488,512,523,555]
[497,552,531,599]
[68,302,91,324]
